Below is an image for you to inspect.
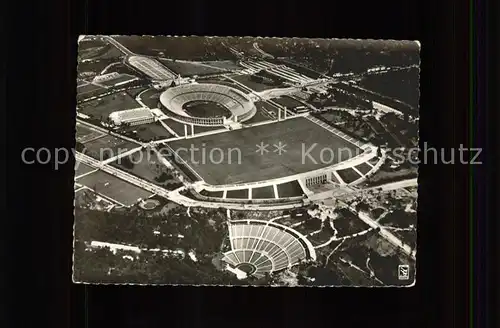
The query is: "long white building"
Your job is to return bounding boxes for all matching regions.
[109,107,157,126]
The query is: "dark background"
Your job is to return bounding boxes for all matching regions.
[4,0,474,327]
[486,0,498,326]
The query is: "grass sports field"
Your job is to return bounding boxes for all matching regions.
[230,74,282,92]
[77,83,105,95]
[183,101,231,118]
[336,167,362,184]
[158,59,227,76]
[119,122,173,142]
[76,170,153,206]
[243,101,277,124]
[271,96,305,109]
[138,88,161,108]
[76,123,106,143]
[167,117,361,185]
[78,91,140,120]
[75,161,97,177]
[110,149,180,187]
[83,135,139,160]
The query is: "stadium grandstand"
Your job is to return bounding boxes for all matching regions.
[93,72,120,83]
[109,107,160,126]
[159,83,256,126]
[221,220,316,278]
[128,56,176,80]
[239,60,316,85]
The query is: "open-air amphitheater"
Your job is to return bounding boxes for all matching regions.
[221,219,316,278]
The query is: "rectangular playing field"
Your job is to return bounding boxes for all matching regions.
[83,135,139,161]
[78,91,141,121]
[75,161,97,177]
[271,96,305,109]
[76,123,106,143]
[167,117,362,185]
[230,74,282,92]
[76,170,153,206]
[77,83,105,95]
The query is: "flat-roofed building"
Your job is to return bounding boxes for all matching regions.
[109,107,155,126]
[93,72,120,83]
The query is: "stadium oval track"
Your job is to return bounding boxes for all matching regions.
[159,83,257,126]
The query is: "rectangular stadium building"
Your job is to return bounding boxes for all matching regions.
[109,108,161,126]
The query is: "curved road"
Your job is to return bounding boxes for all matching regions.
[102,36,134,56]
[253,42,275,59]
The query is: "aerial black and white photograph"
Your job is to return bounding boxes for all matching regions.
[73,35,419,286]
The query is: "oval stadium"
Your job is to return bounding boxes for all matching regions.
[159,83,257,126]
[221,220,316,278]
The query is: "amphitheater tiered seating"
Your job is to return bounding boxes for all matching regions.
[222,220,310,278]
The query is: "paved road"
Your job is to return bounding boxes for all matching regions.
[76,118,143,146]
[309,178,417,202]
[223,75,256,94]
[357,210,416,259]
[353,178,418,194]
[308,177,418,260]
[101,145,144,165]
[76,152,306,211]
[252,42,274,59]
[345,179,417,259]
[76,152,171,198]
[102,36,134,56]
[223,75,296,118]
[320,197,416,260]
[76,147,416,218]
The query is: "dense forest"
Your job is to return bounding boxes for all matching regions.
[74,207,281,285]
[258,38,419,75]
[75,207,239,284]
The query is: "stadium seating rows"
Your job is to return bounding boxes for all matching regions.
[160,83,255,123]
[222,222,307,278]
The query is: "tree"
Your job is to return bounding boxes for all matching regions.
[155,172,173,183]
[303,217,321,231]
[75,142,85,152]
[356,201,370,213]
[121,156,135,169]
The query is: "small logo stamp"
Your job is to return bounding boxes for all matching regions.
[398,264,410,280]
